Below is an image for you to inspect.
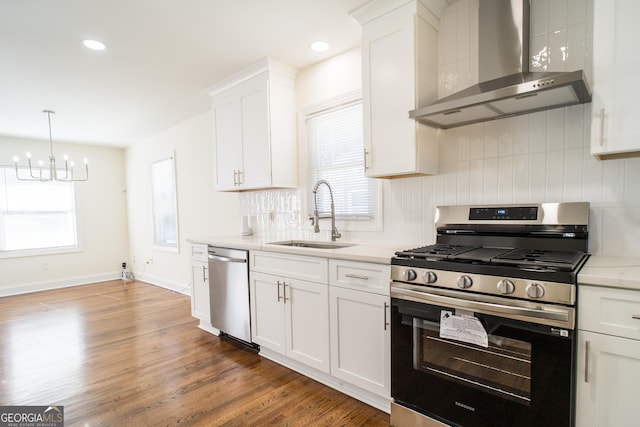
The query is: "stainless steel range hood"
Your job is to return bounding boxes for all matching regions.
[410,0,591,129]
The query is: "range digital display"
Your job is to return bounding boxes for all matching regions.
[469,206,538,220]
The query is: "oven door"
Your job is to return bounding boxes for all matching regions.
[391,284,576,427]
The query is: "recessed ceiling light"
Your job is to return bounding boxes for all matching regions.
[310,41,330,52]
[82,39,106,51]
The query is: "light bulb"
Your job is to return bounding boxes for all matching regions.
[26,152,32,159]
[83,158,88,164]
[13,156,19,163]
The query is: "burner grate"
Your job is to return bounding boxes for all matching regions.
[492,249,586,270]
[395,244,477,259]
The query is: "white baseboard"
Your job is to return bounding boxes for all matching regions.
[135,273,192,296]
[0,271,121,297]
[258,348,391,414]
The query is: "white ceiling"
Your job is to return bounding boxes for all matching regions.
[0,0,367,148]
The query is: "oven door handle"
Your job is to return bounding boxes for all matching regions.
[391,285,574,327]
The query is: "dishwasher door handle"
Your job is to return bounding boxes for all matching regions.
[208,253,248,263]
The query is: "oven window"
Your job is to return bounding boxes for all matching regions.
[413,318,531,405]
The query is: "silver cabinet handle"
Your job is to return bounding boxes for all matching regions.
[237,170,243,185]
[193,250,204,255]
[207,253,247,263]
[584,340,590,383]
[599,108,605,147]
[202,265,207,282]
[363,147,369,170]
[383,301,390,330]
[283,282,289,303]
[277,280,282,302]
[233,170,238,185]
[633,315,640,320]
[345,273,369,280]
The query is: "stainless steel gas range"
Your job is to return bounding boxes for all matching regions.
[390,203,589,427]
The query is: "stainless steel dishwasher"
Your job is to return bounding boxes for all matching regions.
[207,246,252,344]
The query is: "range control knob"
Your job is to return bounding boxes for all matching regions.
[497,279,515,294]
[457,275,473,289]
[423,271,438,284]
[526,283,545,298]
[402,269,417,281]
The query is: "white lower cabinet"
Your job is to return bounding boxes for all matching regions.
[249,251,391,412]
[576,331,640,427]
[190,244,210,323]
[576,285,640,426]
[250,252,330,373]
[329,286,390,397]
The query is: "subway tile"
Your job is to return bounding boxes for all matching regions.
[530,35,549,71]
[567,23,587,71]
[456,160,471,205]
[513,154,530,202]
[587,207,603,255]
[568,0,587,27]
[546,150,564,201]
[549,28,568,72]
[498,122,514,157]
[563,148,583,201]
[602,158,625,205]
[529,152,547,201]
[469,124,484,159]
[549,0,568,33]
[581,149,603,203]
[547,109,565,151]
[530,0,550,38]
[469,159,484,204]
[565,105,584,149]
[484,123,498,158]
[529,112,547,153]
[601,208,626,256]
[456,1,470,61]
[457,126,471,161]
[497,156,513,203]
[622,208,640,257]
[443,162,458,206]
[512,115,530,155]
[624,157,640,207]
[483,158,498,203]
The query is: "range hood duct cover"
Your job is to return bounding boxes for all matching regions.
[410,0,591,129]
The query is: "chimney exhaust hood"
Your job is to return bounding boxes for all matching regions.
[409,0,591,129]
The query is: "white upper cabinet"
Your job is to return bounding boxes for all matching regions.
[209,58,297,191]
[351,0,441,178]
[591,0,640,159]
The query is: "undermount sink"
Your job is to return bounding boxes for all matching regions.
[267,240,356,249]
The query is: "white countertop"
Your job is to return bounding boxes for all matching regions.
[578,255,640,291]
[189,235,403,264]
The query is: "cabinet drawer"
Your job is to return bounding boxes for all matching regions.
[329,259,390,295]
[191,243,208,262]
[251,251,328,284]
[579,285,640,340]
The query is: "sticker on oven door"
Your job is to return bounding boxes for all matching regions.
[439,310,488,348]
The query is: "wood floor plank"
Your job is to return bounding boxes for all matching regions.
[0,280,389,426]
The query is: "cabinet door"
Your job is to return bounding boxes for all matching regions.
[360,3,438,177]
[576,330,640,427]
[330,286,390,397]
[250,271,285,354]
[238,76,271,189]
[213,96,243,190]
[191,260,210,322]
[284,278,330,373]
[591,0,640,158]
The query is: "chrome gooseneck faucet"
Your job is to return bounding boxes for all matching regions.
[310,179,341,241]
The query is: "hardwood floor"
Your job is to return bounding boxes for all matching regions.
[0,280,390,426]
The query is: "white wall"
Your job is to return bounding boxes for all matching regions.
[124,111,238,293]
[0,136,129,295]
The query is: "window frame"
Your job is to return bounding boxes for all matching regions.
[300,90,382,233]
[0,165,82,259]
[151,153,180,252]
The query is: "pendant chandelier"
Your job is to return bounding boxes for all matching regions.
[13,110,89,182]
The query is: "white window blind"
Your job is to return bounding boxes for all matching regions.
[306,101,374,219]
[0,167,78,252]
